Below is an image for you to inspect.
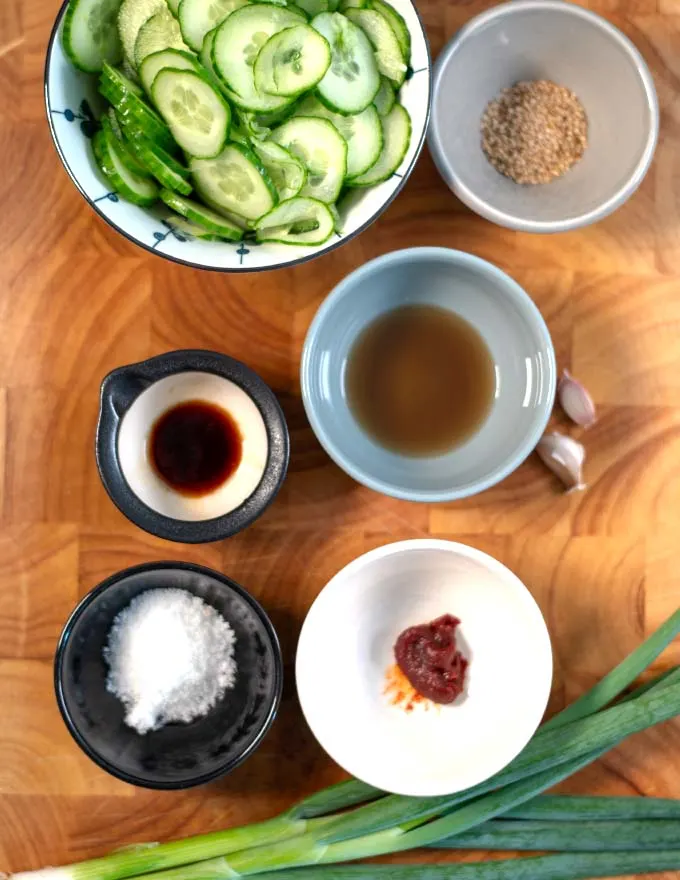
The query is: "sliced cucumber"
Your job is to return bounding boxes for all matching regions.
[165,215,222,239]
[100,62,179,153]
[178,0,249,51]
[255,196,333,244]
[252,140,306,200]
[62,0,123,72]
[117,0,166,65]
[106,105,127,142]
[294,0,328,14]
[347,100,409,186]
[101,111,151,176]
[270,115,346,202]
[167,0,181,14]
[212,4,304,111]
[369,0,409,61]
[254,24,330,97]
[190,142,278,220]
[294,94,381,178]
[139,47,199,93]
[134,8,189,68]
[236,103,298,140]
[159,189,244,238]
[93,128,160,205]
[339,0,368,8]
[327,0,340,10]
[345,8,405,86]
[373,75,394,116]
[152,67,231,158]
[117,117,193,193]
[311,12,379,114]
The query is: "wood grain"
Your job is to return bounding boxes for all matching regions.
[1,0,680,876]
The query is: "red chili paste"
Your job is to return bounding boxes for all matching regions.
[394,614,468,704]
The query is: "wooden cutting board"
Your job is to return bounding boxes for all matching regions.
[1,0,679,876]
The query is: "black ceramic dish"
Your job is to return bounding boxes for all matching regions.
[96,350,289,543]
[54,562,283,789]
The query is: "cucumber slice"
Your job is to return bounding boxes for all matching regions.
[294,94,381,177]
[134,8,190,68]
[270,115,346,202]
[62,0,123,72]
[339,0,368,8]
[92,128,160,205]
[373,75,394,116]
[166,215,222,239]
[252,140,307,200]
[255,196,333,244]
[254,24,330,97]
[178,0,249,51]
[159,189,244,238]
[101,111,152,176]
[347,100,409,186]
[294,0,328,13]
[311,12,379,114]
[327,0,340,10]
[139,47,199,93]
[167,0,181,14]
[117,0,166,65]
[212,4,304,111]
[106,105,127,142]
[190,142,277,220]
[345,8,405,86]
[152,67,231,158]
[117,117,193,193]
[369,0,409,61]
[100,63,179,153]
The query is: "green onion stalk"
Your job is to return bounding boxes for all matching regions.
[7,609,680,880]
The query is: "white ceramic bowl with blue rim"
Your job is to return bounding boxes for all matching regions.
[300,247,557,502]
[44,0,431,272]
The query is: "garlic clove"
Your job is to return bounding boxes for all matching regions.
[558,369,597,428]
[536,431,586,492]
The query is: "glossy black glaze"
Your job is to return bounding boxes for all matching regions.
[54,562,283,789]
[96,350,289,543]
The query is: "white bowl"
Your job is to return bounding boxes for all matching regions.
[296,539,552,796]
[44,0,431,272]
[428,0,658,233]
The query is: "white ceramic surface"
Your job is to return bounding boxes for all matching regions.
[301,248,556,502]
[428,0,658,232]
[296,540,553,796]
[44,0,431,272]
[118,371,268,521]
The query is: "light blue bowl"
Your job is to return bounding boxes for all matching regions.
[300,247,556,502]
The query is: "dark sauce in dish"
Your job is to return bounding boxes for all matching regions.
[345,305,495,456]
[394,614,468,705]
[149,400,242,497]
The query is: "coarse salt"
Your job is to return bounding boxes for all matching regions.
[104,588,237,734]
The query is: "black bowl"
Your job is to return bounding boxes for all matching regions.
[55,562,283,789]
[96,350,290,543]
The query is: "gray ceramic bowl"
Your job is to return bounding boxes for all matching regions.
[300,247,556,502]
[428,0,659,233]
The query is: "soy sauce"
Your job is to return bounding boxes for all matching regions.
[149,400,242,497]
[346,305,495,456]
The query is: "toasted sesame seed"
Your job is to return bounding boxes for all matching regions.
[481,80,588,185]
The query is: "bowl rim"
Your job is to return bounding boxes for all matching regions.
[300,246,557,502]
[428,0,660,234]
[44,0,433,273]
[295,537,553,796]
[95,350,290,543]
[54,560,284,790]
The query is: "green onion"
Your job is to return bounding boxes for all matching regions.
[253,852,680,880]
[542,608,680,730]
[8,781,382,880]
[431,818,680,851]
[507,793,680,821]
